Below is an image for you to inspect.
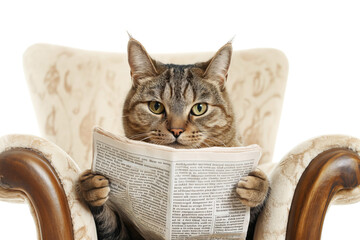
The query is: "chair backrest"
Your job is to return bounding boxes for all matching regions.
[23,44,288,170]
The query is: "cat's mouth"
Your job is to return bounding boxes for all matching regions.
[144,135,184,148]
[167,141,192,149]
[146,130,201,148]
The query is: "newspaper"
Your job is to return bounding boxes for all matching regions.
[92,127,261,240]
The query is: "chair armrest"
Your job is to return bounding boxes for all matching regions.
[286,148,360,239]
[254,135,360,240]
[0,148,74,240]
[0,134,97,240]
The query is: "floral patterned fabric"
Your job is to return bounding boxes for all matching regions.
[23,44,288,171]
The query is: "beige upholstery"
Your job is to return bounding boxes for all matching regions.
[1,43,359,239]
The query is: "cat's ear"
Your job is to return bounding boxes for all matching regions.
[202,42,232,89]
[128,37,158,86]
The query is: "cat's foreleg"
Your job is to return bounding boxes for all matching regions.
[236,168,270,239]
[78,170,130,240]
[236,168,269,207]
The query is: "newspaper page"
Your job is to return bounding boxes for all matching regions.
[92,127,261,240]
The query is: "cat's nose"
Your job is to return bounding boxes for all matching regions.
[170,128,184,138]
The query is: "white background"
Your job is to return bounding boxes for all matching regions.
[1,0,359,239]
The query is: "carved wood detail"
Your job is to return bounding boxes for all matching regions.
[286,148,360,239]
[0,148,74,240]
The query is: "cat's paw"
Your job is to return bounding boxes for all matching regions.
[236,168,269,208]
[79,170,110,207]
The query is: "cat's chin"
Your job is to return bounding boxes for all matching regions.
[166,142,193,149]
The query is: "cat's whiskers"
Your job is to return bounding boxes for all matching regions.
[203,135,227,147]
[152,138,167,146]
[190,143,200,149]
[201,141,211,148]
[128,132,148,140]
[139,136,152,142]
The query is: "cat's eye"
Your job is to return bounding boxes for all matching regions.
[191,103,208,116]
[148,101,165,114]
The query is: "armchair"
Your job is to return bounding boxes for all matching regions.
[1,43,359,239]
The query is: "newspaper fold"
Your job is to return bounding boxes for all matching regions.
[92,127,261,240]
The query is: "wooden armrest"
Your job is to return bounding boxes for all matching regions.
[286,148,360,239]
[0,148,74,240]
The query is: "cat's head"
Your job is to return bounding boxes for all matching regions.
[123,38,238,148]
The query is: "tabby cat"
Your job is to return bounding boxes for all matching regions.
[79,37,270,240]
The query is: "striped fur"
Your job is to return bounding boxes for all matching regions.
[123,38,238,149]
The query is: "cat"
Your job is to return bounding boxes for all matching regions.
[78,37,270,240]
